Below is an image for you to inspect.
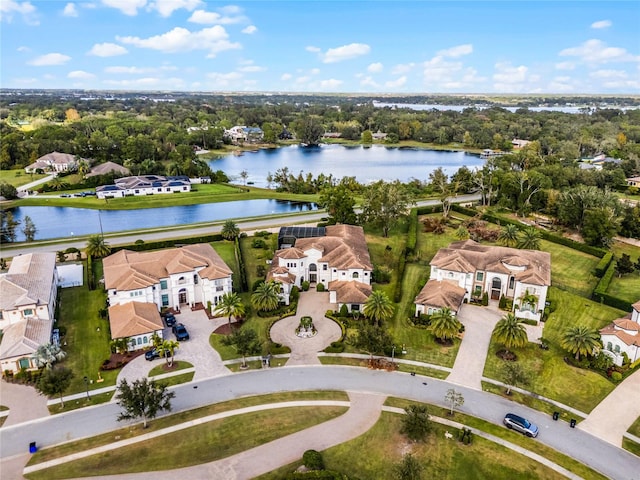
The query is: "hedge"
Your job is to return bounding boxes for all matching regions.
[405,208,418,255]
[111,233,224,253]
[416,204,443,215]
[235,237,249,292]
[86,255,95,290]
[592,260,633,312]
[594,252,614,277]
[593,260,616,296]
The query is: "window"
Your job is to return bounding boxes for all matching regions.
[474,285,482,296]
[137,337,142,345]
[352,272,359,278]
[19,358,30,369]
[23,309,33,316]
[194,274,198,285]
[143,336,148,344]
[160,280,168,290]
[323,264,327,271]
[607,342,612,351]
[509,277,515,289]
[614,345,620,353]
[178,276,185,284]
[352,304,360,311]
[162,294,169,307]
[476,272,484,282]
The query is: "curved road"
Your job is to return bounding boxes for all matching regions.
[1,366,637,479]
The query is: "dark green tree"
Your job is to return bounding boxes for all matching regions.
[430,307,461,342]
[498,224,520,247]
[400,404,432,442]
[517,227,541,250]
[251,281,281,312]
[318,183,357,225]
[361,129,373,144]
[221,220,240,241]
[85,234,111,258]
[493,313,528,355]
[615,254,635,277]
[363,290,394,327]
[561,325,600,360]
[500,361,530,395]
[0,210,20,242]
[22,215,37,242]
[0,181,19,200]
[360,180,413,237]
[35,366,74,408]
[116,378,175,428]
[222,328,262,368]
[354,323,394,360]
[294,115,324,146]
[393,454,423,480]
[215,292,246,328]
[582,207,619,248]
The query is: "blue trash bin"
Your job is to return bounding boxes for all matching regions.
[29,442,37,453]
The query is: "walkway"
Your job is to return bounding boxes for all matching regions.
[16,174,55,193]
[578,368,640,446]
[270,291,340,366]
[0,381,49,427]
[445,304,501,390]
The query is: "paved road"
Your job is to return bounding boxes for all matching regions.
[1,367,637,479]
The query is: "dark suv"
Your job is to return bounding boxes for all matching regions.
[163,313,177,327]
[172,323,190,341]
[503,413,539,437]
[145,348,167,361]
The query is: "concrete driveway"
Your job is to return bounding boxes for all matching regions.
[270,291,341,366]
[117,309,230,384]
[446,304,502,390]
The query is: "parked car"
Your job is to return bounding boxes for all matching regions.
[163,313,177,327]
[172,323,190,341]
[144,348,168,361]
[503,413,539,437]
[60,194,71,198]
[83,191,96,196]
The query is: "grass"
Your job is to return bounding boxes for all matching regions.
[318,356,451,379]
[0,168,47,187]
[622,437,640,457]
[539,240,600,297]
[27,406,347,479]
[259,412,572,480]
[607,270,640,305]
[628,416,640,437]
[148,360,193,377]
[48,390,115,414]
[211,240,242,292]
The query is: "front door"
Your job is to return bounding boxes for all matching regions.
[178,289,187,304]
[491,277,502,300]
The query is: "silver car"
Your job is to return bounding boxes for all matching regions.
[503,413,539,437]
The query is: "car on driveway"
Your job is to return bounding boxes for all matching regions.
[145,348,167,361]
[503,413,539,437]
[163,313,177,327]
[172,323,190,341]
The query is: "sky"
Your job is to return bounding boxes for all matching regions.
[1,0,639,94]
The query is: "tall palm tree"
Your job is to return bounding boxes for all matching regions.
[430,307,462,342]
[221,220,240,241]
[85,234,111,258]
[516,227,541,250]
[157,339,180,367]
[33,343,66,369]
[498,224,520,247]
[363,290,394,327]
[493,313,528,355]
[215,292,245,328]
[251,281,281,313]
[78,159,90,178]
[561,325,600,360]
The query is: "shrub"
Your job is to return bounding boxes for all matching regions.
[481,292,489,306]
[611,371,622,382]
[324,341,345,353]
[251,238,267,249]
[339,304,349,317]
[301,280,310,292]
[498,295,507,309]
[254,230,272,237]
[290,286,300,301]
[519,318,538,326]
[256,264,266,277]
[252,279,265,291]
[303,450,325,470]
[372,265,391,283]
[594,252,613,277]
[316,282,325,292]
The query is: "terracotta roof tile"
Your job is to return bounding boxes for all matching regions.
[414,280,466,312]
[329,280,371,304]
[108,302,163,339]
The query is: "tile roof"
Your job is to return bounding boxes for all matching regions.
[414,280,466,312]
[0,253,57,310]
[329,280,372,304]
[633,300,640,311]
[293,225,373,271]
[103,244,232,290]
[108,302,163,339]
[86,161,130,177]
[0,317,53,360]
[430,240,551,286]
[600,324,640,347]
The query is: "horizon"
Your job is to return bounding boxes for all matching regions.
[1,1,639,94]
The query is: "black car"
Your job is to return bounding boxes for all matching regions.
[163,313,177,327]
[503,413,539,438]
[172,323,190,341]
[144,348,167,361]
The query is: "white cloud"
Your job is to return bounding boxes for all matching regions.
[392,62,415,75]
[385,76,407,88]
[492,62,540,92]
[63,3,78,16]
[68,70,95,79]
[148,0,202,17]
[591,20,611,29]
[319,79,343,89]
[238,65,265,72]
[280,73,292,81]
[322,43,370,63]
[187,8,245,24]
[101,0,146,16]
[295,76,310,84]
[310,68,320,75]
[104,65,147,74]
[547,76,575,93]
[360,76,379,88]
[88,42,128,57]
[242,25,256,34]
[437,44,473,58]
[555,61,575,70]
[1,0,38,24]
[28,53,71,66]
[306,46,321,53]
[117,25,241,57]
[422,55,484,91]
[559,39,639,64]
[367,62,383,73]
[589,69,628,79]
[17,45,30,52]
[220,5,241,15]
[206,71,243,88]
[13,77,38,84]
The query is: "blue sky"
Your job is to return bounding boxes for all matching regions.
[1,0,639,93]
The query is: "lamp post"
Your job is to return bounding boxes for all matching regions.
[83,376,90,400]
[391,345,396,364]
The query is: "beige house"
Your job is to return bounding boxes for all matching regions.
[86,161,130,178]
[108,302,164,351]
[0,253,58,373]
[267,225,373,312]
[626,176,640,188]
[414,279,466,317]
[428,240,551,323]
[600,301,640,366]
[25,152,78,173]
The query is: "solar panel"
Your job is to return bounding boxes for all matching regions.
[277,226,326,248]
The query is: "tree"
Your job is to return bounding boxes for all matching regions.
[33,343,66,369]
[430,307,461,342]
[318,183,357,225]
[516,227,541,250]
[354,323,394,360]
[0,210,20,242]
[239,169,249,186]
[363,290,394,327]
[116,378,175,428]
[251,281,281,312]
[0,181,19,200]
[500,361,530,395]
[498,224,520,247]
[35,367,74,408]
[110,338,129,355]
[493,313,528,355]
[22,215,37,242]
[221,220,240,241]
[582,207,619,248]
[444,388,464,415]
[400,404,431,442]
[294,115,324,146]
[361,129,373,144]
[215,292,245,328]
[85,234,111,258]
[221,328,261,368]
[429,167,456,219]
[157,339,180,367]
[393,454,423,480]
[454,226,469,240]
[360,180,413,237]
[561,325,600,360]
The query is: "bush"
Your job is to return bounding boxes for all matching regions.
[290,286,300,301]
[301,280,310,292]
[254,230,272,237]
[518,318,538,326]
[498,295,507,309]
[316,282,325,292]
[339,304,349,317]
[303,450,325,470]
[481,292,489,306]
[372,265,391,284]
[252,279,265,292]
[256,264,266,277]
[251,238,267,249]
[611,371,622,382]
[594,252,613,277]
[324,341,345,353]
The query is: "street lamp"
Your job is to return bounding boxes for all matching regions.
[83,376,90,400]
[391,345,396,364]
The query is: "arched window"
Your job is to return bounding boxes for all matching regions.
[143,336,148,344]
[352,272,359,278]
[137,337,142,345]
[607,342,612,351]
[614,345,620,353]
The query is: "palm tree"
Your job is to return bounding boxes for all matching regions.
[251,281,281,312]
[518,290,538,312]
[221,220,240,241]
[85,234,111,258]
[363,290,394,327]
[157,339,180,367]
[430,307,462,342]
[561,325,600,360]
[498,224,520,247]
[215,292,245,328]
[516,227,541,250]
[493,313,528,355]
[78,159,90,178]
[33,343,66,369]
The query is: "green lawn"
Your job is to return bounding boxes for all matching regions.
[628,416,640,437]
[211,240,242,292]
[0,168,47,187]
[539,240,600,297]
[148,360,193,377]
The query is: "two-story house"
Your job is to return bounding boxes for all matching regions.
[103,244,233,350]
[600,300,640,366]
[267,225,373,312]
[0,253,59,373]
[25,152,79,174]
[423,240,551,323]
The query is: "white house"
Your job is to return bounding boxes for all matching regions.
[0,253,59,373]
[108,302,164,352]
[96,175,191,199]
[267,225,373,312]
[414,279,466,317]
[600,301,640,366]
[429,240,551,323]
[223,126,264,144]
[25,152,79,173]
